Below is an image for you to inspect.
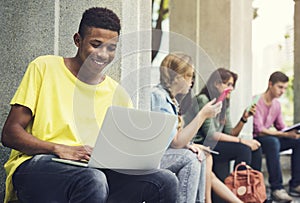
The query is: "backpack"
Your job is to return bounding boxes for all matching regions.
[224,162,267,203]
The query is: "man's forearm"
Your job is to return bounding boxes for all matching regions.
[2,124,56,156]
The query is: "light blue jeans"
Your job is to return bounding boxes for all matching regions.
[160,148,206,203]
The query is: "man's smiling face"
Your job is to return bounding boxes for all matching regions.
[75,26,119,75]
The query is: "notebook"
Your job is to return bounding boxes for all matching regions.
[52,106,177,170]
[281,122,300,132]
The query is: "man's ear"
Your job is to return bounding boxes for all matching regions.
[73,33,81,47]
[268,81,273,89]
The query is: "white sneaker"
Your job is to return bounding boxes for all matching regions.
[271,189,293,203]
[289,185,300,197]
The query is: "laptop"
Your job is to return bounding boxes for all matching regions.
[52,106,177,170]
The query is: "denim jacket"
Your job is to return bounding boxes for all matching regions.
[151,84,178,143]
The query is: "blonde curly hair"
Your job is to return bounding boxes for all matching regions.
[159,52,194,130]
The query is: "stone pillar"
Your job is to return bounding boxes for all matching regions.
[120,0,152,110]
[294,0,300,123]
[230,0,253,137]
[0,2,57,200]
[170,0,231,68]
[169,0,200,93]
[199,0,231,68]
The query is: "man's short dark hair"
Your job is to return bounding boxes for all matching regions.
[269,71,289,85]
[78,7,121,38]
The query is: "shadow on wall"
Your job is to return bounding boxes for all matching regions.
[0,146,11,202]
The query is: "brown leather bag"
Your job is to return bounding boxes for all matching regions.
[224,162,267,203]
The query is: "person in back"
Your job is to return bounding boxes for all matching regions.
[253,71,300,203]
[185,68,262,181]
[1,7,178,203]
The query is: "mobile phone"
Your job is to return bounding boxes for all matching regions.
[246,95,260,112]
[202,148,219,155]
[216,88,231,103]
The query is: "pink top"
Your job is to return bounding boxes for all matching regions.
[253,95,286,137]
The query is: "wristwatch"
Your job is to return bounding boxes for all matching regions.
[240,117,247,123]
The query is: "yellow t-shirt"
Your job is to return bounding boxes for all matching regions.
[4,55,132,202]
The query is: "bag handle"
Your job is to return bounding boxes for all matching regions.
[233,161,251,188]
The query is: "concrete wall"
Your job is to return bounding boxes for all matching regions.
[0,0,151,201]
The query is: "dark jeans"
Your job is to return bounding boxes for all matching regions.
[209,141,262,181]
[256,136,300,190]
[13,154,178,203]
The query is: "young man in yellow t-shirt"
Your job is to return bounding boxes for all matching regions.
[1,7,178,203]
